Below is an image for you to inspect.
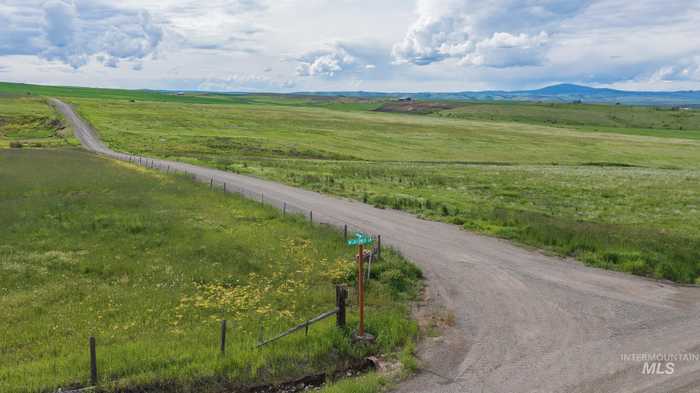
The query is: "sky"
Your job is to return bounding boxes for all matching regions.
[1,0,700,93]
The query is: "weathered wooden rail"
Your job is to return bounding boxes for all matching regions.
[257,285,348,348]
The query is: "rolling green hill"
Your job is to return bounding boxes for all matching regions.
[2,81,699,283]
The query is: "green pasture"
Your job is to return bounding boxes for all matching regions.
[0,149,420,392]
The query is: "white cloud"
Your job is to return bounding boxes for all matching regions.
[392,0,586,68]
[2,0,700,92]
[295,44,362,78]
[650,56,700,82]
[0,0,162,69]
[391,2,473,66]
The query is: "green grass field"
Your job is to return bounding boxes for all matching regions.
[0,149,420,393]
[70,97,700,169]
[2,81,699,285]
[0,95,77,148]
[378,99,700,139]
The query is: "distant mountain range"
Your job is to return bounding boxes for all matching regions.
[295,84,700,106]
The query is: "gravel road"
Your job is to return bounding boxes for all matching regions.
[53,99,700,393]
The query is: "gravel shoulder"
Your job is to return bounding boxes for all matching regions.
[52,98,700,393]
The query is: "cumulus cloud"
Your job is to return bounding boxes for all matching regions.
[0,0,162,69]
[295,44,363,78]
[393,0,586,68]
[391,9,473,66]
[650,56,700,82]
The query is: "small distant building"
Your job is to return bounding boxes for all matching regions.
[397,97,413,102]
[176,92,185,96]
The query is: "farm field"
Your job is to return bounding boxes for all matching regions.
[49,93,700,284]
[0,95,77,148]
[2,82,700,284]
[0,148,420,393]
[378,100,700,139]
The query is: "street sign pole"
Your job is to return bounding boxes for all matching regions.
[358,243,365,337]
[347,232,374,342]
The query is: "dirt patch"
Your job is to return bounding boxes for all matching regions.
[374,102,461,115]
[412,287,455,338]
[64,359,376,393]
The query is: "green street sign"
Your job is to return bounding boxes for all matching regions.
[347,232,373,246]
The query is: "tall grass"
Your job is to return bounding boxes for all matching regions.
[0,96,75,147]
[0,149,420,392]
[24,89,700,284]
[234,160,700,284]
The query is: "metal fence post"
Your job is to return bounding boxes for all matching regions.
[377,235,382,259]
[220,320,227,355]
[344,224,348,241]
[310,211,313,224]
[89,336,97,385]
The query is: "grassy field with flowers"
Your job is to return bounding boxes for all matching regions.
[3,81,700,283]
[56,94,700,284]
[0,148,421,393]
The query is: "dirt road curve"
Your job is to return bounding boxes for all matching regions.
[53,99,700,393]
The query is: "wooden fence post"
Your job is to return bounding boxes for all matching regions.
[336,285,347,328]
[220,320,227,355]
[310,211,313,224]
[377,235,382,259]
[344,224,348,241]
[223,183,226,193]
[283,202,287,216]
[89,336,97,385]
[261,192,264,204]
[210,178,213,189]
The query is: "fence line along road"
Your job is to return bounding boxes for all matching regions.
[51,98,700,393]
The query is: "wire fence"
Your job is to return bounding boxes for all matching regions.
[8,153,384,393]
[118,153,383,243]
[119,153,386,338]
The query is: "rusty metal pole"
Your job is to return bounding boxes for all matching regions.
[358,244,365,337]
